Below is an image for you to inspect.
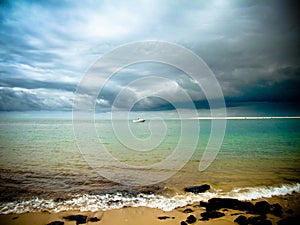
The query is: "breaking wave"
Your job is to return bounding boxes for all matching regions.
[0,183,299,214]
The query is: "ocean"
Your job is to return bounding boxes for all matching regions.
[0,118,299,213]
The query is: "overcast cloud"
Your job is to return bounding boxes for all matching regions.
[0,0,299,115]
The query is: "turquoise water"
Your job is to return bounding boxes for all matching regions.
[0,118,299,213]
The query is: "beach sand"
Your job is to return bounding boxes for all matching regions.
[1,194,299,225]
[0,207,243,225]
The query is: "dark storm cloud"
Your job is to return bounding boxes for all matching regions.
[0,0,299,114]
[226,66,300,102]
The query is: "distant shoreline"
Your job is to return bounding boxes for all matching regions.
[191,116,300,120]
[1,116,300,120]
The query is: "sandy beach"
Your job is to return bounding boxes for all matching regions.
[1,194,299,225]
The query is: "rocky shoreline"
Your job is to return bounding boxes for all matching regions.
[0,184,299,225]
[180,184,299,225]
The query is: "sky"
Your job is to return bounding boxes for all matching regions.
[0,0,300,117]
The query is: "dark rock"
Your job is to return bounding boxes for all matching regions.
[270,203,282,217]
[234,215,272,225]
[204,198,254,212]
[47,222,64,225]
[248,215,266,222]
[247,215,272,225]
[200,201,208,208]
[186,215,197,224]
[200,217,209,221]
[181,221,188,225]
[53,198,64,203]
[158,216,170,220]
[254,201,271,215]
[286,209,294,214]
[63,215,87,225]
[234,215,247,225]
[254,220,272,225]
[89,217,100,222]
[12,217,18,220]
[107,199,122,205]
[278,216,300,225]
[183,208,194,213]
[201,211,225,220]
[184,184,210,193]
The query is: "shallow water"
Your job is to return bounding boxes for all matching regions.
[0,118,299,213]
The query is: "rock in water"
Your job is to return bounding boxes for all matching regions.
[47,222,64,225]
[254,201,271,215]
[201,211,225,220]
[201,198,254,211]
[278,216,300,225]
[247,215,272,225]
[183,208,194,213]
[286,209,294,214]
[53,198,64,203]
[63,215,87,225]
[158,216,170,220]
[184,184,210,193]
[270,203,282,217]
[234,215,247,225]
[186,215,197,224]
[89,217,100,222]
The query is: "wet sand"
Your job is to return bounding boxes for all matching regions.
[1,194,299,225]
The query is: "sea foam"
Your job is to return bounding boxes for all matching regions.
[0,183,299,214]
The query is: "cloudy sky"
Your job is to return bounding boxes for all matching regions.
[0,0,299,117]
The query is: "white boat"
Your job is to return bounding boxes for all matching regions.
[132,118,145,123]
